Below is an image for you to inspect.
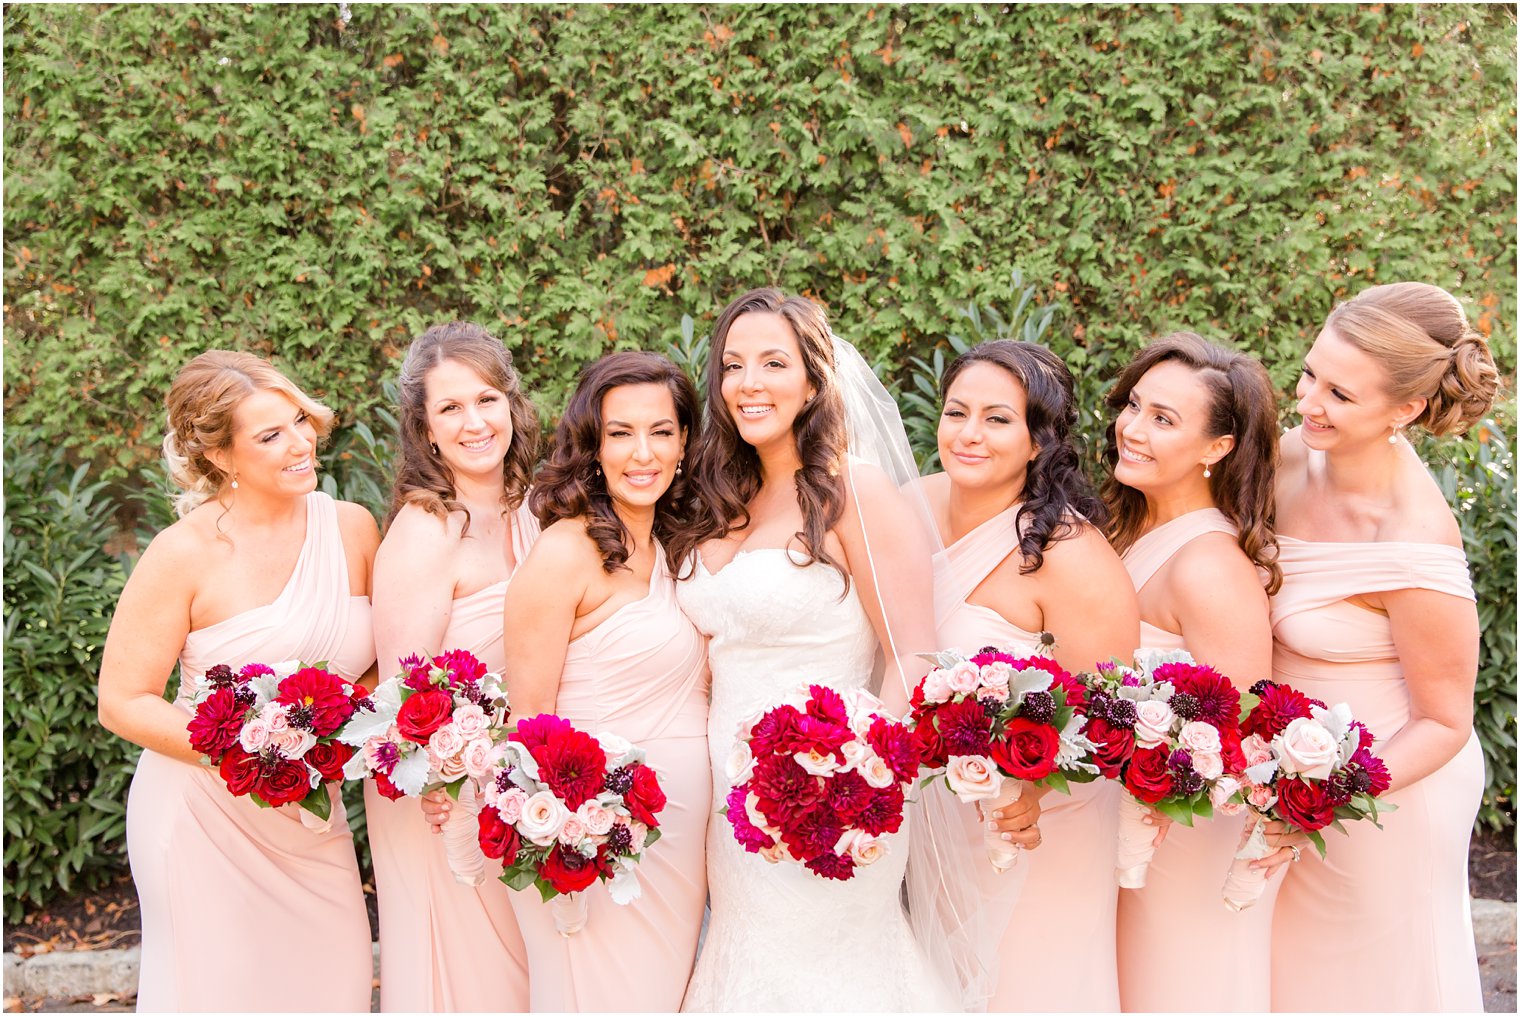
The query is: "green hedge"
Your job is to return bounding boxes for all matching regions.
[4,4,1514,485]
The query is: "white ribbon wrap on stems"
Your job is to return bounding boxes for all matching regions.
[977,778,1027,871]
[1115,792,1159,889]
[1221,817,1274,911]
[442,780,486,887]
[552,890,589,936]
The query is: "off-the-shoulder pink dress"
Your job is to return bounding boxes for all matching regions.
[508,545,710,1012]
[126,491,375,1012]
[1269,536,1483,1012]
[365,500,539,1011]
[933,504,1120,1012]
[1115,509,1279,1012]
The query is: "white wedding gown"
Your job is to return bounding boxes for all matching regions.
[677,548,957,1013]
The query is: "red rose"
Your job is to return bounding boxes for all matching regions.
[395,689,454,744]
[1085,718,1136,780]
[371,770,408,800]
[989,718,1060,781]
[911,714,950,770]
[218,745,263,796]
[1123,745,1175,804]
[624,763,667,828]
[541,843,604,895]
[478,806,521,863]
[304,741,355,782]
[1276,777,1335,831]
[188,688,249,760]
[256,755,313,807]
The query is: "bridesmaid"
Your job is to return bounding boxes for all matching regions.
[496,351,710,1012]
[367,323,540,1011]
[1100,332,1284,1012]
[99,351,377,1011]
[1269,283,1497,1012]
[919,339,1140,1012]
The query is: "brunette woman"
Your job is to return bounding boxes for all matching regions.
[99,351,377,1011]
[367,322,540,1011]
[1100,332,1283,1012]
[1269,283,1496,1011]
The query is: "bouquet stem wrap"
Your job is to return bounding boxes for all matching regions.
[552,890,589,937]
[976,778,1027,872]
[1115,792,1159,889]
[443,779,486,888]
[1221,817,1274,912]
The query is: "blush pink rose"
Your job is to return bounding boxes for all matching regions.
[451,703,491,741]
[239,718,273,754]
[921,668,953,704]
[945,754,1004,802]
[1133,699,1176,749]
[576,800,616,836]
[1210,775,1246,816]
[1191,749,1224,781]
[946,661,982,697]
[1274,717,1340,780]
[1177,720,1222,755]
[496,787,529,824]
[519,790,570,846]
[269,725,317,760]
[428,723,466,762]
[979,662,1014,699]
[1241,733,1274,768]
[1246,784,1277,811]
[557,816,588,846]
[462,737,496,779]
[794,747,841,777]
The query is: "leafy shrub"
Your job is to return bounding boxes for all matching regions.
[2,431,137,922]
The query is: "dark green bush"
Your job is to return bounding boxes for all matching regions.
[2,431,138,922]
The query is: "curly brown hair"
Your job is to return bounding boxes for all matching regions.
[671,288,849,584]
[1100,332,1282,594]
[386,322,540,536]
[530,351,700,573]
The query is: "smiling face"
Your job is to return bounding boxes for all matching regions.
[938,360,1038,499]
[1295,324,1416,452]
[1112,360,1234,495]
[598,382,687,512]
[423,357,513,483]
[719,311,817,454]
[212,388,319,498]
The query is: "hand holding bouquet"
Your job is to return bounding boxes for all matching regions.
[336,649,510,884]
[1079,650,1247,888]
[723,684,919,881]
[907,647,1097,871]
[186,660,368,825]
[475,714,666,935]
[1218,679,1393,911]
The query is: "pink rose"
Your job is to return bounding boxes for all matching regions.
[834,828,887,867]
[979,662,1014,699]
[856,752,896,789]
[1210,775,1246,816]
[946,661,982,697]
[726,740,757,784]
[451,703,491,741]
[428,723,466,763]
[628,821,649,853]
[1246,784,1277,811]
[435,750,470,781]
[557,816,588,846]
[1191,749,1224,781]
[760,842,788,864]
[576,800,616,836]
[1177,720,1222,755]
[1133,699,1176,749]
[269,725,317,760]
[238,718,273,754]
[1241,733,1274,768]
[1274,717,1340,780]
[945,754,1004,802]
[263,705,291,736]
[794,747,841,777]
[462,737,496,779]
[922,668,953,704]
[496,787,529,824]
[519,790,570,846]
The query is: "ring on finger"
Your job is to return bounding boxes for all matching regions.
[1288,844,1302,864]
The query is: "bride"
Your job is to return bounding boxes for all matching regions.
[671,289,964,1012]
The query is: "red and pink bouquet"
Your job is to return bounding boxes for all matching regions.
[336,649,512,884]
[1217,679,1393,910]
[186,659,368,822]
[1078,650,1247,888]
[906,647,1098,870]
[475,714,666,934]
[722,683,918,881]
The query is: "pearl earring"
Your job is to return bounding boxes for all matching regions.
[1202,463,1211,479]
[1388,427,1400,445]
[231,474,239,490]
[676,464,684,477]
[430,442,439,455]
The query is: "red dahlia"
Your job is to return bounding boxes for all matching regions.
[275,667,356,736]
[1242,683,1315,740]
[188,688,250,759]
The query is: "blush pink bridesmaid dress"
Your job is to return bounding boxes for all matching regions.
[933,504,1120,1013]
[1268,536,1484,1012]
[125,491,375,1012]
[1115,508,1279,1012]
[507,545,711,1012]
[364,501,539,1011]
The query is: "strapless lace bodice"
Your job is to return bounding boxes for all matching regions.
[675,549,954,1013]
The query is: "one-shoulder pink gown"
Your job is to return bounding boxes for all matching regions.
[1269,536,1484,1012]
[507,546,711,1012]
[365,501,539,1011]
[125,491,375,1012]
[932,505,1120,1012]
[1115,509,1279,1012]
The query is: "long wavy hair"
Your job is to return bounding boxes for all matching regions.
[1100,332,1282,593]
[162,350,335,518]
[386,322,540,535]
[530,351,700,573]
[671,288,849,584]
[941,340,1105,574]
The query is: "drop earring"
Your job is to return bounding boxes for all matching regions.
[231,474,239,490]
[1388,426,1400,445]
[430,442,439,456]
[1202,463,1212,479]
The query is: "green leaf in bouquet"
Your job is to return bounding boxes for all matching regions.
[1236,691,1260,721]
[1191,793,1214,821]
[1040,769,1072,796]
[1306,829,1328,859]
[445,780,464,801]
[643,826,663,848]
[300,789,332,822]
[502,862,541,893]
[536,879,560,903]
[1155,796,1195,826]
